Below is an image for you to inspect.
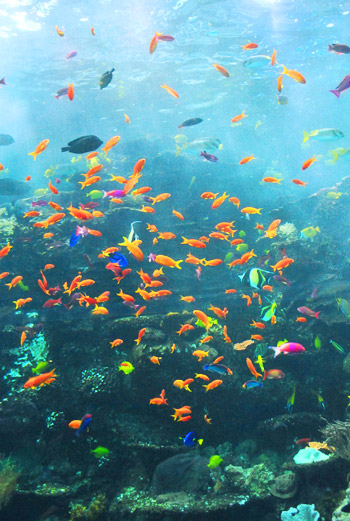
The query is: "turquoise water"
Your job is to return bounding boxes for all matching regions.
[0,0,350,520]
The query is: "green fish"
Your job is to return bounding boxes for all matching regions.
[236,243,248,254]
[287,383,296,414]
[277,339,288,347]
[224,252,233,263]
[195,317,218,328]
[118,361,135,374]
[329,339,345,354]
[238,230,246,238]
[312,391,326,410]
[86,190,103,200]
[329,148,350,163]
[261,302,277,322]
[314,336,321,350]
[18,280,29,291]
[33,188,48,197]
[208,455,223,469]
[32,361,50,374]
[337,298,350,319]
[90,446,110,458]
[326,191,342,199]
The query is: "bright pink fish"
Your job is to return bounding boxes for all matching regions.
[297,306,320,318]
[268,342,305,358]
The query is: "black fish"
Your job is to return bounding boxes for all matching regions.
[329,44,350,54]
[178,118,203,128]
[0,134,14,146]
[61,135,103,154]
[99,68,115,89]
[0,178,27,196]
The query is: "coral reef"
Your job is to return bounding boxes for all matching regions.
[320,421,350,459]
[0,458,19,511]
[281,504,320,521]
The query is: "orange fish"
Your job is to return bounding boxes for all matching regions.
[196,373,210,381]
[240,250,257,265]
[225,289,237,294]
[55,25,64,37]
[302,156,317,170]
[185,253,205,265]
[192,350,209,362]
[242,294,252,306]
[149,31,162,54]
[25,176,31,182]
[251,334,264,341]
[208,304,228,320]
[277,74,283,92]
[28,139,49,160]
[211,192,229,210]
[154,255,182,269]
[20,331,27,346]
[92,306,108,315]
[246,357,262,379]
[292,179,307,186]
[241,207,262,215]
[158,232,176,240]
[91,26,95,36]
[67,83,74,101]
[180,295,195,303]
[172,209,184,220]
[24,211,40,218]
[231,111,247,123]
[177,415,192,422]
[133,158,146,177]
[161,83,179,98]
[271,49,277,65]
[0,272,9,279]
[6,275,23,290]
[209,232,228,241]
[135,328,146,345]
[118,237,143,261]
[102,135,120,156]
[296,317,307,323]
[213,63,229,77]
[223,325,231,343]
[44,264,55,270]
[250,320,265,329]
[133,187,152,197]
[177,324,195,335]
[49,201,63,211]
[43,233,54,239]
[203,259,223,267]
[13,298,32,309]
[150,193,171,205]
[86,152,99,160]
[69,420,82,429]
[67,205,93,221]
[281,64,306,84]
[263,177,281,184]
[79,176,101,189]
[242,43,258,50]
[262,285,273,292]
[85,164,103,178]
[173,379,193,392]
[213,356,224,365]
[136,306,146,317]
[270,257,294,271]
[193,309,211,330]
[141,205,156,213]
[171,406,192,421]
[240,155,255,165]
[200,336,213,344]
[203,379,223,392]
[201,192,218,199]
[117,289,134,303]
[181,237,206,248]
[24,368,57,389]
[204,414,212,424]
[124,114,130,124]
[150,356,161,365]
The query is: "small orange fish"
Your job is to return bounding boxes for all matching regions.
[102,135,121,156]
[135,306,146,317]
[262,285,273,292]
[246,357,262,379]
[270,257,294,271]
[177,324,195,335]
[6,275,23,290]
[212,63,229,77]
[200,336,213,344]
[91,26,95,36]
[242,43,258,50]
[55,25,64,37]
[292,179,307,186]
[271,49,277,65]
[277,75,283,93]
[24,368,57,389]
[149,31,162,54]
[241,207,262,215]
[171,343,176,353]
[43,233,54,238]
[302,156,317,170]
[110,338,123,348]
[161,83,179,98]
[203,379,223,392]
[141,205,156,213]
[250,320,265,329]
[231,111,247,123]
[208,304,228,320]
[154,255,182,269]
[212,192,229,209]
[28,139,49,160]
[192,350,209,362]
[92,306,109,315]
[0,272,9,279]
[281,64,306,84]
[296,317,307,323]
[263,177,281,184]
[203,259,223,267]
[251,334,264,341]
[25,176,31,182]
[180,295,195,303]
[135,327,146,345]
[242,294,252,306]
[172,209,184,220]
[67,83,74,101]
[86,152,99,160]
[181,237,206,248]
[44,264,55,270]
[48,179,59,194]
[20,331,27,346]
[193,310,211,330]
[223,325,231,343]
[124,113,130,123]
[150,356,161,365]
[204,414,212,424]
[240,155,255,165]
[201,192,218,199]
[225,289,237,294]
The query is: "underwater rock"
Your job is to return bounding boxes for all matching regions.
[281,503,320,521]
[224,463,275,499]
[332,482,350,520]
[270,472,298,498]
[156,491,190,505]
[152,453,211,496]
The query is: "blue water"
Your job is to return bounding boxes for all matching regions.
[0,1,350,520]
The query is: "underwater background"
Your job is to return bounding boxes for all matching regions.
[1,0,350,520]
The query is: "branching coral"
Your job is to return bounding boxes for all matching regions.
[320,420,350,459]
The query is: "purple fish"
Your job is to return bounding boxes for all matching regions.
[330,75,350,98]
[80,202,99,210]
[158,35,175,42]
[273,274,291,286]
[32,200,48,207]
[66,50,77,61]
[55,178,61,184]
[148,253,156,262]
[268,342,305,358]
[102,189,126,199]
[55,87,69,100]
[0,78,6,86]
[297,306,320,319]
[328,44,350,55]
[76,413,92,437]
[123,300,139,310]
[200,151,218,162]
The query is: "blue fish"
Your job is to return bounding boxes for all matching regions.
[69,231,81,247]
[76,413,92,437]
[182,431,203,448]
[242,380,263,389]
[203,364,231,375]
[108,252,128,268]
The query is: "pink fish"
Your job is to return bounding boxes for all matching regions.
[0,78,6,85]
[297,306,320,318]
[43,297,62,308]
[269,342,305,358]
[123,300,139,310]
[66,51,77,60]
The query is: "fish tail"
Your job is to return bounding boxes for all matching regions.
[280,64,288,74]
[268,346,279,358]
[175,260,183,269]
[330,150,339,163]
[28,152,37,160]
[61,147,70,152]
[329,89,340,98]
[203,384,209,392]
[314,311,320,319]
[302,130,310,143]
[0,77,6,85]
[315,226,320,233]
[102,190,108,199]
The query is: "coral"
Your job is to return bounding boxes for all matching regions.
[69,494,106,521]
[277,222,298,243]
[69,503,87,521]
[270,472,298,498]
[293,448,330,464]
[320,421,350,459]
[7,331,49,380]
[0,458,19,511]
[0,215,17,238]
[224,463,275,499]
[281,504,320,521]
[333,482,350,520]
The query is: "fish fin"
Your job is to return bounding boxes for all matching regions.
[314,311,320,319]
[329,89,341,98]
[175,145,182,157]
[302,131,310,143]
[268,346,279,358]
[329,150,339,163]
[315,226,320,233]
[28,152,37,160]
